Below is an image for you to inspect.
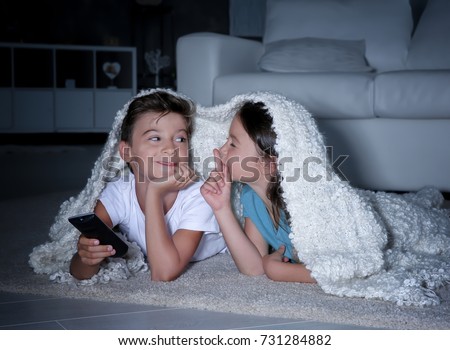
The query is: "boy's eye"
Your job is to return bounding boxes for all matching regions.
[175,137,187,142]
[149,136,160,141]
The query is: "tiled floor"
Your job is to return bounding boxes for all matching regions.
[0,292,370,330]
[0,143,373,330]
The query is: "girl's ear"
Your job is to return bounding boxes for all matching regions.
[268,155,278,177]
[261,155,278,177]
[119,140,131,162]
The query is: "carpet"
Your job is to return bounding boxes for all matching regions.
[1,191,449,330]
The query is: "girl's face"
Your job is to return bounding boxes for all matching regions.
[120,112,189,182]
[218,116,267,184]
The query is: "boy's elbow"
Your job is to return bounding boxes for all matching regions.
[150,270,180,282]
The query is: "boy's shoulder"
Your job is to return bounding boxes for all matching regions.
[180,179,203,196]
[175,179,209,206]
[103,172,135,193]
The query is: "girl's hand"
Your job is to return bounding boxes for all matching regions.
[200,149,232,212]
[262,245,315,283]
[263,245,289,265]
[76,234,115,266]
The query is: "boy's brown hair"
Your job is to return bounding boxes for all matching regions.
[121,91,196,144]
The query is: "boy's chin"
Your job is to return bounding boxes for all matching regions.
[148,170,176,182]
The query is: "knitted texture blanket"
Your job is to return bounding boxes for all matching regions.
[29,89,450,306]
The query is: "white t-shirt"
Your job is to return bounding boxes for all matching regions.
[98,173,226,261]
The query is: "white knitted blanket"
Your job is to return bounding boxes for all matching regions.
[29,89,450,306]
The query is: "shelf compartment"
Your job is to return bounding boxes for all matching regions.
[14,48,53,88]
[56,50,94,88]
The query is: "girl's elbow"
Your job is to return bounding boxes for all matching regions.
[239,265,264,277]
[264,268,281,281]
[262,259,285,281]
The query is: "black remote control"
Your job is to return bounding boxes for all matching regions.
[68,213,128,258]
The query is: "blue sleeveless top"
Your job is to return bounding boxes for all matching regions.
[240,185,296,261]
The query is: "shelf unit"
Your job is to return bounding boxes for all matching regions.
[0,43,136,133]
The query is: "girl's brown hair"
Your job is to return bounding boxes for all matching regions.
[237,101,289,228]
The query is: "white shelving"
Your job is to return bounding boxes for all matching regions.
[0,43,136,133]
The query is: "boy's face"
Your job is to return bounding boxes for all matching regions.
[120,111,189,182]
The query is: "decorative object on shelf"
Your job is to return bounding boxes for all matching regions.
[144,49,170,87]
[102,62,121,88]
[65,79,76,88]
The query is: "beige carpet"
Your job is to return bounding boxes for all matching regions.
[0,191,449,330]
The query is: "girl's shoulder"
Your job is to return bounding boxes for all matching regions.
[240,184,258,203]
[241,183,252,196]
[240,185,265,216]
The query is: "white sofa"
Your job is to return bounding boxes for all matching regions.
[177,0,450,193]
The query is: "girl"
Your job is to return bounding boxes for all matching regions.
[70,91,226,281]
[200,101,316,283]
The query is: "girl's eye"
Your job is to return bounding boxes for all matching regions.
[175,137,187,142]
[149,136,160,141]
[226,137,236,148]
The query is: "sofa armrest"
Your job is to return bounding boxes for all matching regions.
[176,32,264,106]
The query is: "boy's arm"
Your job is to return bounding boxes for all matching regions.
[262,246,316,283]
[70,249,102,280]
[69,201,115,280]
[144,190,203,282]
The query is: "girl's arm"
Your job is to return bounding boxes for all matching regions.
[201,156,266,276]
[69,201,115,280]
[263,246,316,283]
[144,189,203,281]
[213,208,266,276]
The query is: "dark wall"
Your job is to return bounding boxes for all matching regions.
[0,0,229,88]
[1,0,133,46]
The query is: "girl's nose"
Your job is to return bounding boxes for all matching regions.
[218,143,227,157]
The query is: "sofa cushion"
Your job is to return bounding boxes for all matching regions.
[213,72,375,119]
[406,0,450,69]
[374,71,450,119]
[264,0,413,71]
[258,37,374,73]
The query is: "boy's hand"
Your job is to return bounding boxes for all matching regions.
[200,149,232,212]
[76,234,115,266]
[148,162,198,196]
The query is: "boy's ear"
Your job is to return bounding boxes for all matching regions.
[119,141,131,162]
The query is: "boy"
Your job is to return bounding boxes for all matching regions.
[70,91,226,281]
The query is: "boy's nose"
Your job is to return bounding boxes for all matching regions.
[162,142,177,156]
